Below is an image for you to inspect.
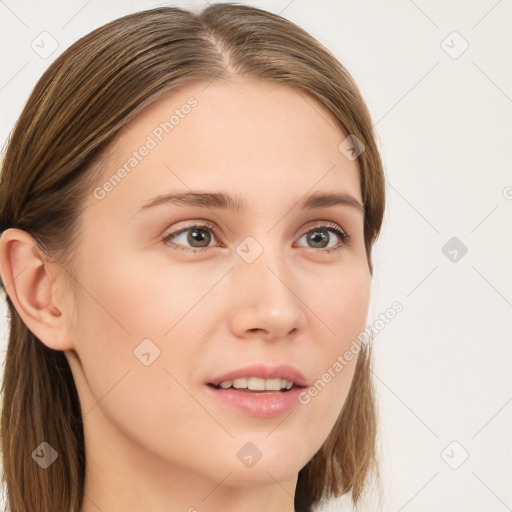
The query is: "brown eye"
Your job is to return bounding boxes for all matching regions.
[306,229,330,248]
[162,221,349,254]
[182,227,212,248]
[162,222,218,252]
[296,223,349,252]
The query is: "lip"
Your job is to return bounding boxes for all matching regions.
[204,385,305,418]
[207,363,308,388]
[205,363,308,418]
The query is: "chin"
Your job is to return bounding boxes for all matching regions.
[222,466,298,487]
[213,453,304,486]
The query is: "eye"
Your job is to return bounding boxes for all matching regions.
[162,221,349,254]
[162,222,220,253]
[295,222,349,253]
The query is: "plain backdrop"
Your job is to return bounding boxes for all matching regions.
[1,1,511,510]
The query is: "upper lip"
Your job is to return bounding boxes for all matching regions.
[208,363,308,388]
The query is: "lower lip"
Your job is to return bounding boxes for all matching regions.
[204,385,304,418]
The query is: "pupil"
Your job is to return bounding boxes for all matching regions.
[309,229,327,248]
[189,228,211,247]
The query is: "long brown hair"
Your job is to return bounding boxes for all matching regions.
[0,3,385,511]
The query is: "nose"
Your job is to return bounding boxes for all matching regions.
[227,244,306,342]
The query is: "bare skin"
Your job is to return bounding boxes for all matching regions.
[0,77,371,512]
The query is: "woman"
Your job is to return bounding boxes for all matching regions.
[0,3,385,511]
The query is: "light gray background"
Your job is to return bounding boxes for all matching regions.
[1,1,511,510]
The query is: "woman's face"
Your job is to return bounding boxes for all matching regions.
[64,78,370,493]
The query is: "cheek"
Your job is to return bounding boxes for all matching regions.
[68,257,221,470]
[312,259,371,348]
[73,250,212,340]
[69,251,226,403]
[296,262,370,430]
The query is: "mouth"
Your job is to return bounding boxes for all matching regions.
[204,376,307,418]
[207,377,305,393]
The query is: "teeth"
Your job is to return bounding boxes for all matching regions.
[247,377,265,390]
[233,377,248,388]
[217,377,295,391]
[263,378,282,391]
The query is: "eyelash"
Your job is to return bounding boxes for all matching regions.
[161,221,349,254]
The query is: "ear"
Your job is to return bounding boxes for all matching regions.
[0,228,74,351]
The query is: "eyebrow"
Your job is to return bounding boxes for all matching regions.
[135,190,364,215]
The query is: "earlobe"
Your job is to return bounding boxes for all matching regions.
[0,228,71,351]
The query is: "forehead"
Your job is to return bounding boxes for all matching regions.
[88,78,361,215]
